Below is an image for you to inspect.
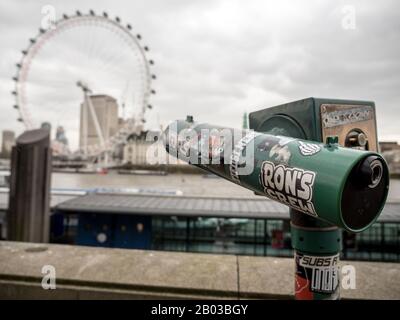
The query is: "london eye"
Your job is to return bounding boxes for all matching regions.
[11,10,156,158]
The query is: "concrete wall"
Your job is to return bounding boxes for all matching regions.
[0,241,399,299]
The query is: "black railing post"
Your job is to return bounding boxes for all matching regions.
[7,129,51,242]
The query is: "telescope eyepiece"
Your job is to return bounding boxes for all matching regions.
[357,155,384,189]
[341,155,389,231]
[370,159,383,188]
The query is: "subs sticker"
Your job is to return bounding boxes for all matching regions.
[298,141,321,156]
[260,161,318,217]
[295,253,340,299]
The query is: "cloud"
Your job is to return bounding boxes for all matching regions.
[0,0,399,150]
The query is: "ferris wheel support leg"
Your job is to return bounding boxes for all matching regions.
[86,93,106,150]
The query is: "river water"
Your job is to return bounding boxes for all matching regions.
[51,172,400,201]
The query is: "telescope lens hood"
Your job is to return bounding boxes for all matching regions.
[341,155,389,231]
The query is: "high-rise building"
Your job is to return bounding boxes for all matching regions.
[55,126,68,146]
[242,112,248,129]
[52,126,70,156]
[79,94,119,150]
[0,130,15,159]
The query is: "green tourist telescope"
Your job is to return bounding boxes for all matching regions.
[163,98,390,300]
[163,119,388,232]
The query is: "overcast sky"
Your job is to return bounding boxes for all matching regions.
[0,0,399,149]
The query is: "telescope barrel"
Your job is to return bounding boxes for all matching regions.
[163,119,389,232]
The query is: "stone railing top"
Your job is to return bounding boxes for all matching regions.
[0,241,399,299]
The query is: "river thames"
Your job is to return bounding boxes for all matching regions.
[51,171,400,201]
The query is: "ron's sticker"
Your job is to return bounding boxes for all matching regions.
[259,161,318,217]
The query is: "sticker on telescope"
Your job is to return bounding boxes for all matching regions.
[207,129,230,159]
[295,253,340,298]
[260,161,318,217]
[178,135,195,158]
[298,141,321,156]
[257,135,293,164]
